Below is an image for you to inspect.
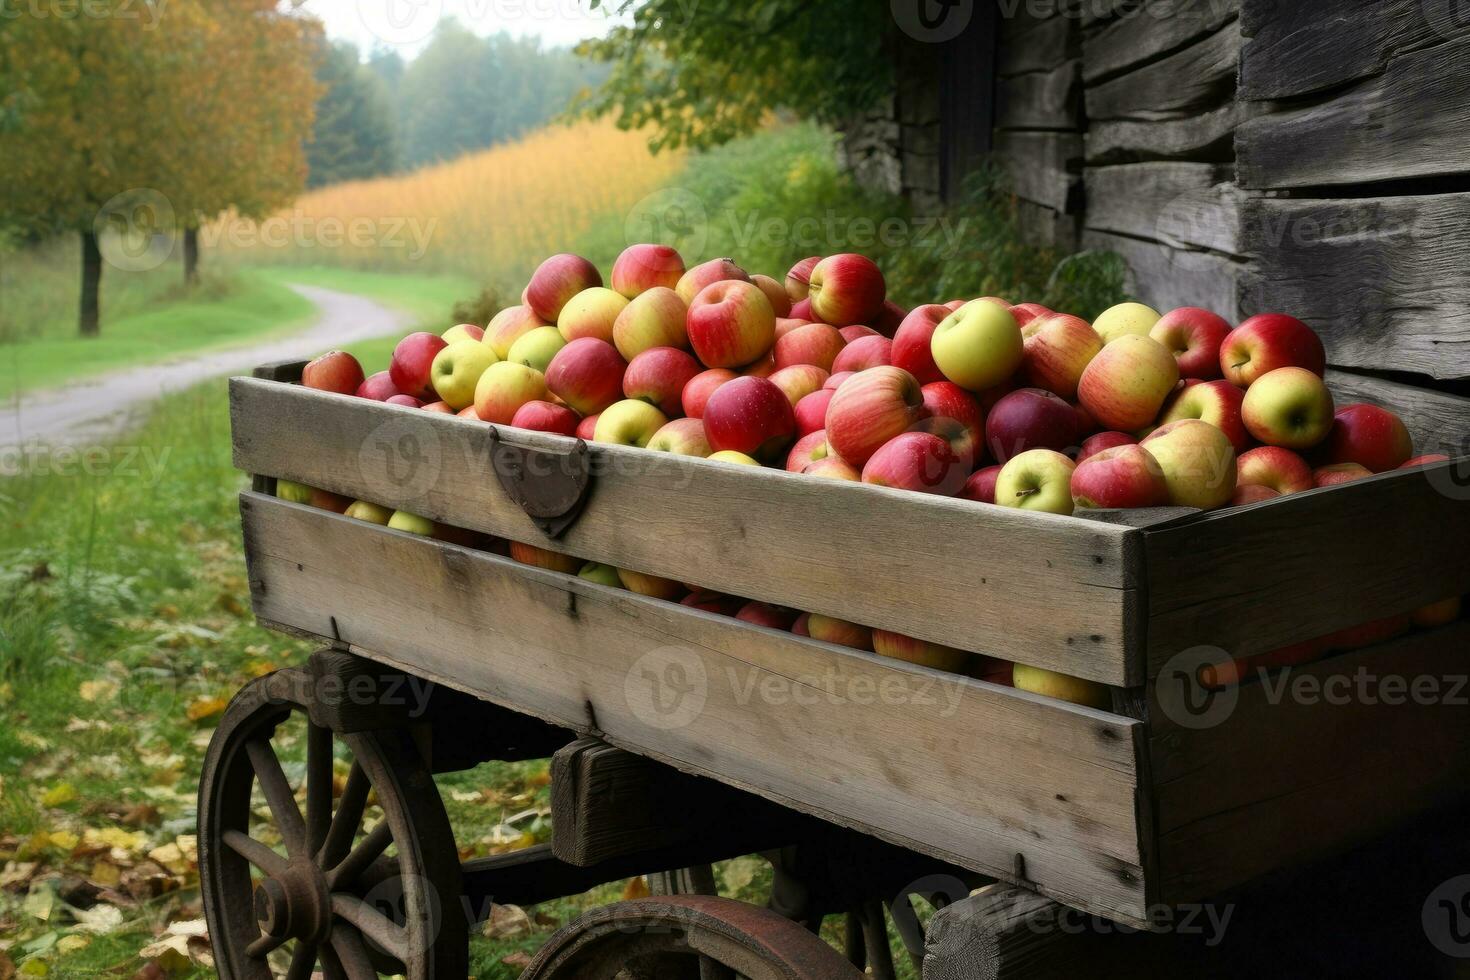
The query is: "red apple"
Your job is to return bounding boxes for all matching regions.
[1020,314,1102,401]
[786,430,832,472]
[1150,307,1230,380]
[511,400,580,436]
[921,381,985,454]
[576,413,600,440]
[803,457,861,481]
[1159,379,1250,453]
[831,335,892,373]
[386,394,423,408]
[303,350,365,395]
[959,464,1003,503]
[421,400,453,414]
[872,630,970,672]
[612,286,688,361]
[702,376,797,463]
[985,388,1081,462]
[676,257,749,305]
[458,406,480,419]
[784,256,821,302]
[1322,613,1412,652]
[824,366,928,467]
[793,388,835,435]
[1230,484,1281,506]
[1078,335,1179,432]
[751,274,793,318]
[912,415,980,472]
[890,304,950,385]
[1008,303,1051,327]
[741,352,778,378]
[648,417,712,457]
[357,371,400,401]
[611,243,685,299]
[544,338,627,417]
[1324,403,1413,472]
[474,362,548,424]
[806,614,873,650]
[839,324,881,343]
[682,591,746,616]
[1070,445,1168,509]
[769,364,830,407]
[1313,462,1373,487]
[1219,313,1326,386]
[862,431,965,496]
[789,298,816,321]
[1078,431,1136,462]
[623,347,701,417]
[1402,454,1451,468]
[682,368,737,419]
[486,305,547,359]
[874,300,907,338]
[775,317,813,340]
[737,601,799,630]
[774,323,846,372]
[808,253,885,326]
[389,332,449,400]
[688,280,776,368]
[824,371,856,391]
[510,541,582,574]
[1236,446,1313,494]
[525,253,602,323]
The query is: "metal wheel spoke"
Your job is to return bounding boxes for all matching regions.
[283,942,318,980]
[222,829,288,876]
[332,893,410,961]
[330,925,382,980]
[316,938,348,980]
[305,723,334,856]
[327,820,393,890]
[319,762,369,868]
[246,738,306,857]
[244,931,288,960]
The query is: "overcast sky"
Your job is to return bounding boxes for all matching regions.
[302,0,628,56]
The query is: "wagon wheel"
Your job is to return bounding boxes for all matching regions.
[522,895,865,979]
[199,670,468,979]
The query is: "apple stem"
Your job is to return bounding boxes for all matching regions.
[1016,488,1039,498]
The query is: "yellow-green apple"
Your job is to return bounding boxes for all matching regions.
[617,567,685,600]
[1412,597,1462,628]
[808,253,885,326]
[875,300,907,338]
[708,450,761,466]
[593,398,668,448]
[1231,484,1280,506]
[683,590,746,615]
[421,400,453,414]
[702,376,796,463]
[524,253,602,322]
[442,323,485,344]
[872,629,969,673]
[1236,445,1313,494]
[386,394,424,408]
[1021,314,1102,400]
[1313,462,1372,487]
[687,280,776,368]
[430,340,499,410]
[1078,431,1136,462]
[546,338,628,417]
[1070,444,1168,509]
[985,388,1080,462]
[931,301,1024,392]
[611,243,685,298]
[303,350,365,395]
[1159,379,1249,453]
[1219,313,1326,386]
[682,368,737,419]
[623,346,701,416]
[510,541,582,573]
[390,332,450,399]
[794,389,834,436]
[891,305,950,385]
[784,256,821,301]
[558,286,629,344]
[578,562,625,588]
[474,361,549,424]
[995,449,1077,515]
[750,274,793,317]
[824,371,856,391]
[803,457,861,481]
[356,370,400,401]
[1142,419,1238,509]
[576,413,599,440]
[388,511,436,536]
[676,257,749,304]
[824,366,928,467]
[786,430,831,472]
[275,479,313,504]
[831,335,892,373]
[769,364,829,407]
[806,614,873,650]
[507,325,568,373]
[1241,366,1335,448]
[1325,403,1413,472]
[511,400,580,436]
[612,286,688,360]
[1150,307,1229,380]
[648,417,711,457]
[736,601,799,630]
[344,500,393,525]
[774,323,846,371]
[1008,303,1051,327]
[921,381,984,454]
[486,305,546,359]
[862,431,966,496]
[1012,664,1111,709]
[840,324,881,343]
[959,464,1003,503]
[1092,302,1161,345]
[1402,453,1451,468]
[1077,334,1179,431]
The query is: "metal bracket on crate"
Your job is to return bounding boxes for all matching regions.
[486,426,593,539]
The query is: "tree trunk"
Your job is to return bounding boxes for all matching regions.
[184,226,200,287]
[80,230,102,337]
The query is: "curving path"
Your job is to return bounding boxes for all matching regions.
[0,284,410,453]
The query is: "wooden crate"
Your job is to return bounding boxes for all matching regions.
[230,372,1470,926]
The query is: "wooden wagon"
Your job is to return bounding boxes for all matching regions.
[200,359,1470,978]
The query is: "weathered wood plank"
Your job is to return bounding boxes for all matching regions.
[1085,101,1250,165]
[1238,195,1470,379]
[1016,200,1080,252]
[995,131,1083,213]
[1085,22,1239,122]
[1237,36,1470,189]
[1143,460,1470,672]
[1324,370,1470,457]
[1084,0,1239,83]
[229,378,1140,685]
[1149,621,1470,903]
[999,14,1077,77]
[997,60,1081,130]
[1085,163,1244,255]
[241,493,1150,923]
[1239,0,1470,101]
[1080,230,1243,322]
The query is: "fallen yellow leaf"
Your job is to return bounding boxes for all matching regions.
[78,680,118,703]
[622,876,651,900]
[46,831,78,852]
[41,784,76,808]
[185,697,227,722]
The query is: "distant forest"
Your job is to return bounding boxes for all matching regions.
[307,21,608,187]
